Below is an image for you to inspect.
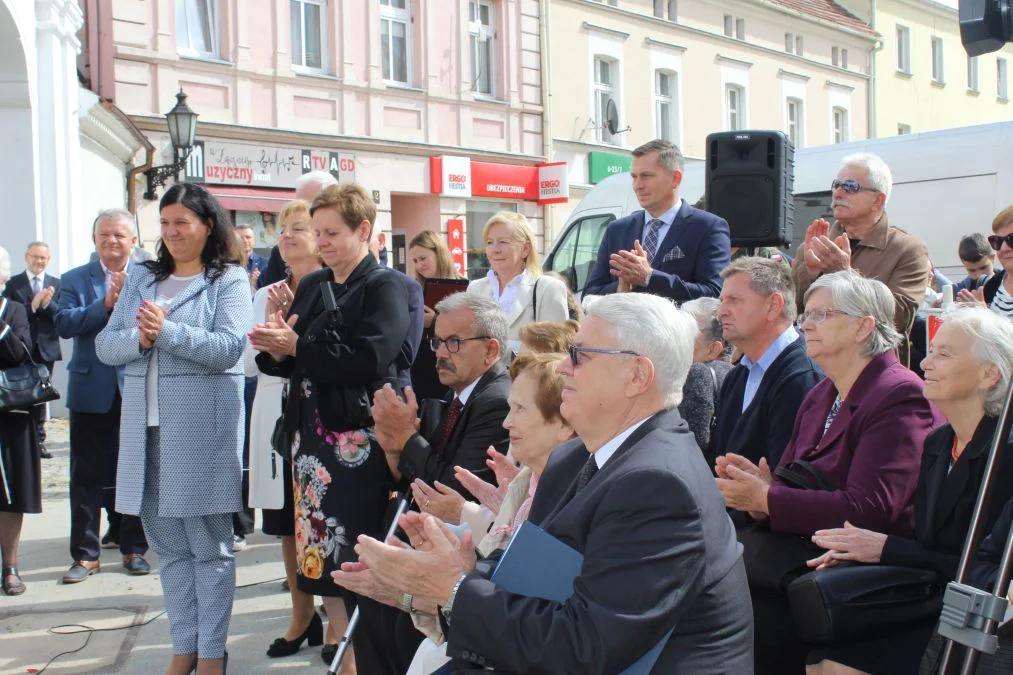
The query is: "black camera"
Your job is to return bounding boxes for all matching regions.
[961,0,1013,56]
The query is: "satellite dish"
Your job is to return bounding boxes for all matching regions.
[604,98,630,135]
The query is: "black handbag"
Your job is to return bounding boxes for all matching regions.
[739,460,833,592]
[0,298,60,412]
[786,563,944,644]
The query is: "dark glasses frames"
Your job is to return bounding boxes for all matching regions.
[567,343,640,367]
[430,336,492,353]
[988,234,1013,251]
[831,179,880,194]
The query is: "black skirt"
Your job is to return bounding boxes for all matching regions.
[0,410,42,514]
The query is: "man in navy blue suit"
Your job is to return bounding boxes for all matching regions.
[584,139,731,301]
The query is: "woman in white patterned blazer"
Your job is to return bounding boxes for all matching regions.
[466,212,570,355]
[97,183,251,675]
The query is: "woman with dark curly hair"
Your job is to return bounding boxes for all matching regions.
[97,183,251,675]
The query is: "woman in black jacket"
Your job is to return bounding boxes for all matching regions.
[0,285,39,596]
[250,183,410,672]
[804,304,1013,675]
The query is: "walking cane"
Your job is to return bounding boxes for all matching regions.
[935,376,1013,674]
[327,494,413,674]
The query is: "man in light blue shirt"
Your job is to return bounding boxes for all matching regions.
[711,257,823,472]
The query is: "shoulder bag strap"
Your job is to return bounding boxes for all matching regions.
[531,277,540,321]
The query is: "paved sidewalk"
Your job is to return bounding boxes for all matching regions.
[0,419,343,674]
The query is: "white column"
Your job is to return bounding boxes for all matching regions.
[34,0,84,275]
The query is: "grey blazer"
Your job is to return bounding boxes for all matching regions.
[445,408,754,674]
[95,264,252,518]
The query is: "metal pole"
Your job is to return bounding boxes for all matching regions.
[327,495,413,674]
[937,376,1013,674]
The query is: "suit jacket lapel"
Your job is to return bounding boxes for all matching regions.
[540,408,681,526]
[917,429,950,542]
[624,212,645,250]
[445,362,506,451]
[504,274,534,327]
[653,201,689,262]
[935,417,996,529]
[88,262,107,303]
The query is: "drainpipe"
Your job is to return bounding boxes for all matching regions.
[538,0,555,244]
[868,0,883,138]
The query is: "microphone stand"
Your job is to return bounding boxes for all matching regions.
[935,378,1013,674]
[327,494,413,674]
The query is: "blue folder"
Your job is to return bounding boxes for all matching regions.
[490,521,673,675]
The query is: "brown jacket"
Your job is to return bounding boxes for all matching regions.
[793,213,929,365]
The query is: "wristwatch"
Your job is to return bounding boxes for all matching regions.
[440,574,468,626]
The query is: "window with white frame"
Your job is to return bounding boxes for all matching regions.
[291,0,325,70]
[968,56,979,91]
[898,123,911,135]
[380,0,411,84]
[785,33,794,54]
[469,0,495,95]
[723,15,734,37]
[655,70,679,143]
[896,25,911,73]
[736,18,746,40]
[999,58,1009,100]
[653,0,677,20]
[832,106,849,143]
[795,35,804,56]
[931,36,944,83]
[832,46,839,66]
[177,0,219,59]
[726,84,744,131]
[594,56,617,144]
[842,48,848,69]
[786,98,803,147]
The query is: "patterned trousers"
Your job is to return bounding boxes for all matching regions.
[141,427,235,659]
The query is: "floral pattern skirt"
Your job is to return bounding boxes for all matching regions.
[292,379,391,597]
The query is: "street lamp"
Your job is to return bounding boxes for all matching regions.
[143,89,199,200]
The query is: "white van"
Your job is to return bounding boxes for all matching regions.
[545,121,1013,291]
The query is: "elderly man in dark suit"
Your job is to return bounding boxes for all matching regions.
[2,241,62,458]
[342,292,754,674]
[584,139,731,301]
[54,210,150,583]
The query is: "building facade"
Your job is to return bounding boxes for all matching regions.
[546,0,877,236]
[86,0,552,280]
[839,0,1013,137]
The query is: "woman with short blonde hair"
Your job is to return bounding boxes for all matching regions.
[468,212,569,353]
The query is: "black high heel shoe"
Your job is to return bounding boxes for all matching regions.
[266,612,323,657]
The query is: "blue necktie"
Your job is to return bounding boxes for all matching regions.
[643,219,664,263]
[32,276,41,294]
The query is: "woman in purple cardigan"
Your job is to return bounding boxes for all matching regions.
[716,270,943,675]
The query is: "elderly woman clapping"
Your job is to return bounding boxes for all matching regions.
[802,304,1013,675]
[715,270,942,675]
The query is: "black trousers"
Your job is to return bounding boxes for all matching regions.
[344,595,425,675]
[752,586,809,675]
[69,394,147,561]
[232,376,257,536]
[30,361,53,443]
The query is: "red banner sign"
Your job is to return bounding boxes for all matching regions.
[447,219,466,276]
[430,156,569,204]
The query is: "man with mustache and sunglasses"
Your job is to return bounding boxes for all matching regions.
[792,152,929,367]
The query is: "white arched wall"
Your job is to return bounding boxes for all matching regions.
[0,0,40,266]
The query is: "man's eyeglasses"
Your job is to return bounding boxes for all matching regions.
[988,233,1013,251]
[430,336,492,353]
[798,307,855,325]
[831,179,880,195]
[567,343,640,368]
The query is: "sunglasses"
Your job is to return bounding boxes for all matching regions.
[831,179,880,195]
[988,234,1013,251]
[567,343,640,368]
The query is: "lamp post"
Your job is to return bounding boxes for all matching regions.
[143,89,199,200]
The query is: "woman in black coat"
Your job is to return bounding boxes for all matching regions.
[804,305,1013,675]
[0,289,39,596]
[250,183,410,672]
